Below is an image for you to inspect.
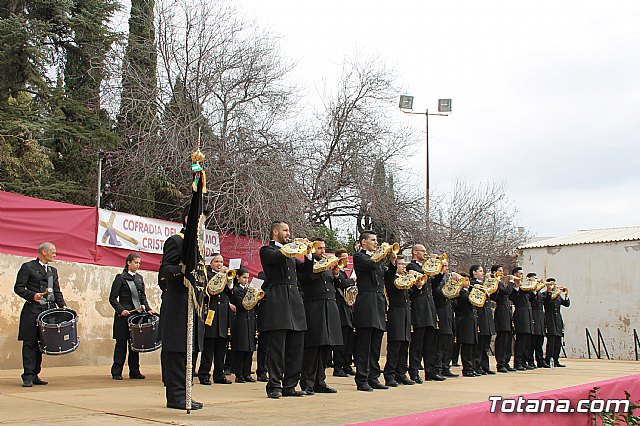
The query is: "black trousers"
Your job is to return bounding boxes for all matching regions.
[514,332,531,367]
[531,334,545,363]
[111,339,140,376]
[21,340,42,380]
[256,331,268,376]
[232,350,253,377]
[495,331,512,368]
[474,335,492,371]
[198,337,228,381]
[301,345,330,390]
[265,329,304,392]
[384,340,409,381]
[545,335,562,363]
[333,326,355,370]
[164,351,197,405]
[460,343,475,374]
[451,341,461,365]
[224,342,233,371]
[354,327,384,386]
[409,326,437,378]
[434,333,454,373]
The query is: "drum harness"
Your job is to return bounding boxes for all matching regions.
[38,274,55,307]
[125,276,142,311]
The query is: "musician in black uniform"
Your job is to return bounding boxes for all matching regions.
[530,283,548,368]
[299,238,345,394]
[109,253,155,380]
[407,246,445,382]
[454,272,478,377]
[544,278,570,368]
[495,267,516,373]
[229,267,257,382]
[432,266,457,378]
[158,209,203,410]
[383,256,414,386]
[510,271,535,371]
[259,221,309,398]
[470,265,495,375]
[197,253,234,385]
[332,248,356,377]
[14,242,67,387]
[353,231,395,391]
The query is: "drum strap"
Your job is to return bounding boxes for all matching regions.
[125,278,142,310]
[39,275,55,306]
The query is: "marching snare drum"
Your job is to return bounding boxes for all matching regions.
[128,313,162,352]
[37,308,80,355]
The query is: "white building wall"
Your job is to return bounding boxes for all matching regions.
[518,241,640,360]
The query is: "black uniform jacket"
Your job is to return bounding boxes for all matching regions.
[334,270,355,328]
[476,279,496,336]
[15,259,66,341]
[544,294,570,336]
[230,285,257,352]
[531,290,546,336]
[158,230,203,352]
[385,271,411,342]
[407,260,438,329]
[258,241,308,332]
[202,269,231,339]
[432,273,454,335]
[494,280,514,332]
[510,287,534,334]
[352,250,393,330]
[298,261,345,347]
[109,271,151,340]
[454,286,478,345]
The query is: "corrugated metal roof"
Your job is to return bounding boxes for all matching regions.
[518,226,640,249]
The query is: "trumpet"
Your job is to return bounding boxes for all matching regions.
[422,253,448,276]
[407,270,428,286]
[206,267,235,296]
[519,276,539,291]
[483,272,501,295]
[370,242,400,262]
[313,255,348,273]
[242,286,265,310]
[394,273,415,290]
[442,272,464,299]
[469,284,489,307]
[548,283,568,299]
[279,238,319,258]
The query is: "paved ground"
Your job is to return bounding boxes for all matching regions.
[0,358,637,425]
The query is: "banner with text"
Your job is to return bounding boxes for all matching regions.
[97,209,220,256]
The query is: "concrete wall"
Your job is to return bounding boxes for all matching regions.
[518,241,640,360]
[0,253,162,370]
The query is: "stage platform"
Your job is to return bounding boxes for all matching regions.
[0,358,637,425]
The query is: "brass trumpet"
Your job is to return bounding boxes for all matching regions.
[442,272,464,299]
[394,273,415,290]
[370,242,400,262]
[422,253,448,276]
[407,270,429,286]
[279,238,319,258]
[206,267,235,296]
[483,272,501,295]
[469,284,489,307]
[313,255,348,273]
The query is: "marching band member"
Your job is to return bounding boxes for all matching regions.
[259,221,309,398]
[383,255,414,386]
[454,271,478,377]
[14,242,67,387]
[332,248,356,377]
[353,231,395,391]
[510,270,535,371]
[544,278,570,368]
[530,280,548,368]
[494,267,515,373]
[197,254,234,385]
[472,265,496,375]
[407,246,443,382]
[230,267,257,383]
[432,263,458,378]
[109,253,155,380]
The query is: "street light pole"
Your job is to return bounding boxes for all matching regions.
[97,151,104,208]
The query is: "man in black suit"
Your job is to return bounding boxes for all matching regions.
[431,265,457,378]
[407,246,445,382]
[510,270,535,371]
[544,278,570,368]
[298,238,346,394]
[332,248,356,377]
[530,283,548,368]
[259,221,309,398]
[494,267,516,373]
[14,242,67,387]
[353,230,395,391]
[158,209,204,410]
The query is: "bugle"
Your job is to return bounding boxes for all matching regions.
[313,255,348,273]
[370,242,400,263]
[422,253,448,276]
[279,238,319,258]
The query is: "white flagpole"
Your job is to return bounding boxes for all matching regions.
[186,283,194,413]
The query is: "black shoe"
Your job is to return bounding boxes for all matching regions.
[462,371,478,377]
[333,368,349,377]
[32,376,48,385]
[244,376,256,382]
[199,378,211,385]
[555,362,566,367]
[497,366,509,373]
[235,376,246,383]
[344,367,356,376]
[112,375,123,380]
[223,368,232,376]
[484,369,496,375]
[426,374,446,381]
[282,389,305,397]
[369,380,389,389]
[506,366,517,372]
[304,387,315,395]
[129,374,145,380]
[22,378,33,387]
[257,374,269,382]
[397,376,415,385]
[442,370,459,378]
[314,385,337,393]
[515,365,526,371]
[411,375,424,384]
[475,369,487,375]
[167,401,202,410]
[357,383,374,392]
[525,365,536,370]
[267,390,282,399]
[214,377,232,384]
[385,380,399,387]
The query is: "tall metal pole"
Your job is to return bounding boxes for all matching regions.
[425,109,430,239]
[186,285,194,413]
[96,153,103,208]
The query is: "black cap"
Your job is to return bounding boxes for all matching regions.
[546,277,556,283]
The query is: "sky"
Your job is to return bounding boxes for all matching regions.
[224,0,640,237]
